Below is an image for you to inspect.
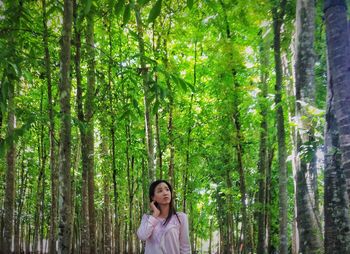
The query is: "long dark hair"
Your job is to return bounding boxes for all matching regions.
[149,180,180,226]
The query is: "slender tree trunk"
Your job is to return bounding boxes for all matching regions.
[103,169,112,254]
[73,1,90,253]
[3,1,23,253]
[294,0,324,253]
[133,0,155,181]
[272,1,288,253]
[163,34,175,185]
[155,111,163,178]
[58,0,73,253]
[126,124,134,254]
[256,31,269,254]
[3,38,17,254]
[40,157,46,254]
[219,3,249,251]
[14,150,28,254]
[86,7,96,254]
[41,0,58,252]
[209,219,213,254]
[105,15,120,254]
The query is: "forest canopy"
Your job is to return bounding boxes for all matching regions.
[1,0,350,253]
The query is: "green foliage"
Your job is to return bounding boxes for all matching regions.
[147,0,162,24]
[0,0,327,252]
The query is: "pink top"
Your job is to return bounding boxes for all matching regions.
[137,212,191,254]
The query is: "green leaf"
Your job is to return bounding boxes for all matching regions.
[84,0,93,15]
[128,29,139,39]
[138,0,151,6]
[153,100,160,114]
[115,0,125,16]
[23,71,33,83]
[123,4,131,25]
[9,62,19,76]
[187,0,194,9]
[147,0,162,24]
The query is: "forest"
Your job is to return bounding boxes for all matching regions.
[1,0,350,253]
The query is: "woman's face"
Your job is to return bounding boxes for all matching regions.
[152,182,172,205]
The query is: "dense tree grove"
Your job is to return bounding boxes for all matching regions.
[0,0,349,253]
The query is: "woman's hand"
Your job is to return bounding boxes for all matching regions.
[150,201,160,217]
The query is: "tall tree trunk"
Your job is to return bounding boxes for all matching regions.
[42,0,58,252]
[163,32,175,186]
[324,0,350,203]
[324,69,350,253]
[3,28,17,254]
[294,0,324,253]
[256,30,269,254]
[272,0,288,253]
[133,0,155,181]
[155,111,163,178]
[219,2,249,251]
[73,1,90,253]
[3,1,23,253]
[14,149,28,254]
[126,123,134,254]
[103,163,112,253]
[324,1,350,253]
[106,18,120,254]
[58,0,73,253]
[86,6,96,254]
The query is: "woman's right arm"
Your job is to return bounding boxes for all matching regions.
[137,214,158,241]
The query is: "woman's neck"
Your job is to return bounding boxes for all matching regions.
[159,204,170,218]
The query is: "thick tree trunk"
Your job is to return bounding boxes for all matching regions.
[272,0,288,253]
[57,0,73,253]
[294,0,324,253]
[324,76,350,253]
[324,0,350,202]
[324,1,350,253]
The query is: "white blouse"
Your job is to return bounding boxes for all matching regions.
[137,212,191,254]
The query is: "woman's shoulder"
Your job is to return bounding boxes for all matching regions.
[176,211,187,217]
[175,212,188,221]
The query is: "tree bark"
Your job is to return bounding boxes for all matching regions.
[294,0,324,253]
[324,71,350,253]
[73,1,90,253]
[272,0,288,253]
[324,1,350,253]
[14,149,28,254]
[324,0,350,202]
[57,0,73,253]
[86,7,97,254]
[42,0,58,252]
[256,30,269,254]
[3,1,23,253]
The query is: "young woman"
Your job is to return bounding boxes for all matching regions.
[137,180,191,254]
